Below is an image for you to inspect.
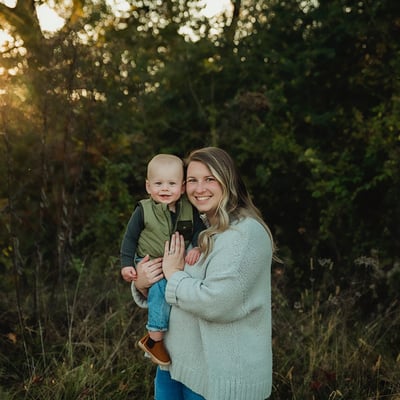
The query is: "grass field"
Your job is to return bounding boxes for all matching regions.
[1,258,399,399]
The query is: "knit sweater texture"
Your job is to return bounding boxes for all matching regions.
[132,217,272,400]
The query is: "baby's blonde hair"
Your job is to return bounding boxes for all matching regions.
[147,154,184,180]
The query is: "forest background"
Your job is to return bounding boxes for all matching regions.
[0,0,399,399]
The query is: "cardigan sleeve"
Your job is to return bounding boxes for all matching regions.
[165,218,272,323]
[130,282,148,309]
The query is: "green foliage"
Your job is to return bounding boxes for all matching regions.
[75,158,140,264]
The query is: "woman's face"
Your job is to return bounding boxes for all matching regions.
[186,161,223,223]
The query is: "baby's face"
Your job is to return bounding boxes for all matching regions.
[146,163,185,206]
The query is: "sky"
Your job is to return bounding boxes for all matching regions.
[0,0,232,49]
[38,0,232,32]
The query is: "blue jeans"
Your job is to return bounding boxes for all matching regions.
[135,256,171,332]
[147,277,171,331]
[155,368,205,400]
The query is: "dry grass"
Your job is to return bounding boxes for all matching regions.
[1,257,399,399]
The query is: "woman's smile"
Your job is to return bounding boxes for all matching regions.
[186,161,222,220]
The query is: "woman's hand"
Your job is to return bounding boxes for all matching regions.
[134,255,163,297]
[163,232,186,280]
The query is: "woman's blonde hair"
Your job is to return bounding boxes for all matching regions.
[185,147,276,259]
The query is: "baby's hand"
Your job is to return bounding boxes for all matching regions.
[185,247,201,266]
[121,266,137,282]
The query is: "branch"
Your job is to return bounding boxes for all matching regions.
[0,0,47,61]
[224,0,241,44]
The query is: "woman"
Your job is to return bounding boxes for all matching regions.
[132,147,274,400]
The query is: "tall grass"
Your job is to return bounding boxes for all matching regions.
[1,256,399,399]
[271,258,400,400]
[0,257,156,399]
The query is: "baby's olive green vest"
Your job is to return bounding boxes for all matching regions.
[136,196,194,259]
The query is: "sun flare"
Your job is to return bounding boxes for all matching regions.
[0,0,231,49]
[202,0,232,18]
[36,4,65,32]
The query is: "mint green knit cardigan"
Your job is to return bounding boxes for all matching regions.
[132,217,273,400]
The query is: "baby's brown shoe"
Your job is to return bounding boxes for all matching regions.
[137,333,171,366]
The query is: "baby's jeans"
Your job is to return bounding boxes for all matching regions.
[135,256,171,332]
[147,277,171,332]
